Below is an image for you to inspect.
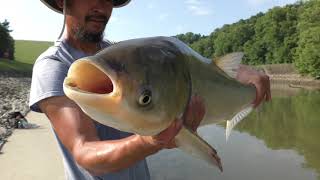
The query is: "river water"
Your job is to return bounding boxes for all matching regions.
[147,87,320,180]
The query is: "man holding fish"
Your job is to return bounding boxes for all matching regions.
[29,0,271,179]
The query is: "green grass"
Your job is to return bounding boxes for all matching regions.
[0,58,34,72]
[0,40,53,74]
[14,40,53,64]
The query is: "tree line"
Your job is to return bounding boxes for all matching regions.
[175,0,320,79]
[0,19,14,60]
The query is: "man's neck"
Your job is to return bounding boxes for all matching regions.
[65,35,101,55]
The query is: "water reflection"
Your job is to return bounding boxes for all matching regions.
[147,88,320,180]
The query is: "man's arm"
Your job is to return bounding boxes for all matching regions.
[39,96,165,175]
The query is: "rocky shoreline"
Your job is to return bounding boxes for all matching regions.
[0,72,31,151]
[257,64,320,90]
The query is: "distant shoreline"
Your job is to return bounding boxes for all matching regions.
[254,64,320,90]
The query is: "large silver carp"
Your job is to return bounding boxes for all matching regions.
[63,36,256,172]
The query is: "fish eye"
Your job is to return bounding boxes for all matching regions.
[138,90,152,106]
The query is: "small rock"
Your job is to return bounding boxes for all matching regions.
[8,118,17,127]
[2,105,9,111]
[0,74,32,140]
[0,127,7,138]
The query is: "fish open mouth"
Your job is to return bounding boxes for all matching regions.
[64,60,114,95]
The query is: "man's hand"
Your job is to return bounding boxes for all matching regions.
[148,118,183,149]
[236,65,272,107]
[142,95,206,149]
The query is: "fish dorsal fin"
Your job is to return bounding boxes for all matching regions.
[214,52,244,79]
[226,105,254,141]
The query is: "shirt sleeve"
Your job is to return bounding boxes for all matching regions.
[29,58,69,113]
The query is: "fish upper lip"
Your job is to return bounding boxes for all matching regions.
[64,59,117,96]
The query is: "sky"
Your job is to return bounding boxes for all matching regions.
[0,0,298,42]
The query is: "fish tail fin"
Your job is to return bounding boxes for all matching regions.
[213,52,244,79]
[175,126,223,172]
[226,105,254,141]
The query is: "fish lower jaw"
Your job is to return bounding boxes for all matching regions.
[65,59,117,95]
[63,77,119,97]
[66,85,118,98]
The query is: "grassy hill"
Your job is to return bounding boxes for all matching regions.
[15,40,53,64]
[0,40,53,74]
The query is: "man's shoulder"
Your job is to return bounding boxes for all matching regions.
[36,41,64,63]
[32,41,72,75]
[35,39,112,66]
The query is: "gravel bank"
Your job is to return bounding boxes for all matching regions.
[0,72,31,149]
[258,64,320,90]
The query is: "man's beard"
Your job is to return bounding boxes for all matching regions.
[73,14,108,43]
[73,26,104,43]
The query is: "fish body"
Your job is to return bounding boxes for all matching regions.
[176,39,255,126]
[63,36,256,171]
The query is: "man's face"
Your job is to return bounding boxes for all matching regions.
[66,0,113,42]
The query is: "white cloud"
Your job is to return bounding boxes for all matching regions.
[246,0,297,7]
[109,16,119,23]
[146,0,157,9]
[147,3,155,9]
[247,0,269,6]
[158,13,169,21]
[108,15,129,26]
[186,0,202,5]
[175,25,186,34]
[188,5,211,16]
[185,0,212,16]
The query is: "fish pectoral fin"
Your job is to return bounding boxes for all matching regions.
[226,105,254,141]
[175,126,223,172]
[214,52,244,79]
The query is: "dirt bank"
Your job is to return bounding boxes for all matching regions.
[257,64,320,90]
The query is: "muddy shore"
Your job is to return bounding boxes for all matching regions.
[0,72,31,149]
[258,64,320,90]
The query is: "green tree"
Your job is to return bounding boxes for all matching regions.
[213,20,255,57]
[173,1,320,78]
[190,37,213,58]
[175,32,204,45]
[243,4,299,65]
[294,0,320,79]
[0,19,14,60]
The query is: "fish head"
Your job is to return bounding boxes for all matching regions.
[63,37,191,135]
